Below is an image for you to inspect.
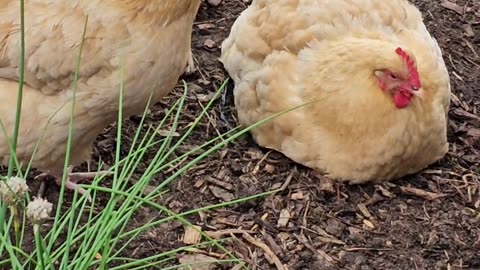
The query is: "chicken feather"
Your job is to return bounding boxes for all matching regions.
[221,0,451,183]
[0,0,201,192]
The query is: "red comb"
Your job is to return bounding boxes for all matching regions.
[395,47,421,89]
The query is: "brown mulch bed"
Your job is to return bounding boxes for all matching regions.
[27,0,480,269]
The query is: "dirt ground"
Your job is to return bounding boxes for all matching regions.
[30,0,480,269]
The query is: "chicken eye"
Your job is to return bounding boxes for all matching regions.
[388,73,399,80]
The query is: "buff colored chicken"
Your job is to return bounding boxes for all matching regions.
[0,1,201,193]
[221,0,451,183]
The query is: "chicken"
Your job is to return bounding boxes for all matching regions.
[221,0,451,183]
[0,0,201,193]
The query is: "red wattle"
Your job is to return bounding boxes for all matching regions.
[393,91,413,108]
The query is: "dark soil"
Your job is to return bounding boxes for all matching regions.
[28,0,480,269]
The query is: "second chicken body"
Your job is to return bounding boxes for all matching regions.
[221,0,451,183]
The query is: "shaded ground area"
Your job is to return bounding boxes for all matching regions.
[31,0,480,269]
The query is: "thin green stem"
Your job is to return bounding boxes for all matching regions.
[48,15,89,254]
[7,0,26,174]
[33,226,44,270]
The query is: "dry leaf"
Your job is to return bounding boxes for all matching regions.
[156,129,180,137]
[440,0,464,15]
[357,203,372,219]
[363,219,375,229]
[183,225,202,245]
[196,92,217,102]
[291,191,304,200]
[264,164,276,173]
[178,254,217,270]
[209,186,234,201]
[204,39,216,48]
[461,24,475,37]
[277,208,291,227]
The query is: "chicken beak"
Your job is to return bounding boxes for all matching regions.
[410,87,424,100]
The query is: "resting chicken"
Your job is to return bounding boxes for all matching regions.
[221,0,451,183]
[0,1,201,193]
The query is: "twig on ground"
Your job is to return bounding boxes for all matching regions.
[242,232,287,270]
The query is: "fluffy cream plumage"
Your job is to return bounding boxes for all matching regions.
[221,0,451,183]
[0,1,201,190]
